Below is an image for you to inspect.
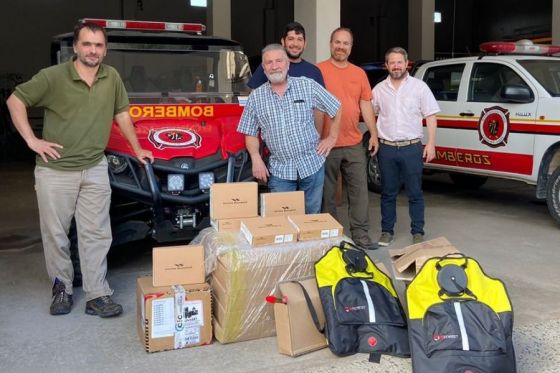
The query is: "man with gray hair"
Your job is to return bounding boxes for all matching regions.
[237,44,342,213]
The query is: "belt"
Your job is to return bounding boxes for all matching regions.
[379,138,421,147]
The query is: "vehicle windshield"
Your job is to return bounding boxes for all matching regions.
[59,43,251,103]
[517,59,560,97]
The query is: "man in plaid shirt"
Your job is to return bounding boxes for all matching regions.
[238,44,341,213]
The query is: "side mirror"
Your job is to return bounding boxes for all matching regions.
[500,84,533,103]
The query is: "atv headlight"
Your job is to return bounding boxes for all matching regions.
[107,155,127,174]
[167,174,185,192]
[198,172,214,191]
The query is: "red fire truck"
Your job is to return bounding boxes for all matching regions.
[51,19,253,247]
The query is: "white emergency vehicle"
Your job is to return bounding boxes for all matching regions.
[367,40,560,225]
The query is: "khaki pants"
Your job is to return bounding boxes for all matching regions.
[34,157,113,301]
[322,143,371,245]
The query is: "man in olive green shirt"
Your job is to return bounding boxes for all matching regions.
[7,22,153,317]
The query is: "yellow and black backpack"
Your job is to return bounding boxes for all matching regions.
[407,253,516,373]
[314,241,410,361]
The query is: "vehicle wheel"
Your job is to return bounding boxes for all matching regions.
[546,167,560,226]
[449,173,488,189]
[68,222,83,287]
[367,154,382,193]
[362,130,382,193]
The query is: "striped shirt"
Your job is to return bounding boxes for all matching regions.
[238,76,340,180]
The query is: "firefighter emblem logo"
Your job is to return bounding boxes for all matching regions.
[148,128,202,149]
[478,106,510,148]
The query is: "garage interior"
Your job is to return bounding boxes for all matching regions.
[1,1,560,372]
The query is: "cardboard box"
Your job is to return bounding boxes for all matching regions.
[210,217,246,233]
[136,276,212,353]
[288,213,343,241]
[260,191,305,217]
[152,245,205,287]
[240,216,298,246]
[208,234,339,344]
[274,277,327,356]
[389,236,461,282]
[210,182,258,220]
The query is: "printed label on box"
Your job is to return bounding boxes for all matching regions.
[284,234,293,242]
[184,300,204,327]
[330,228,339,237]
[182,326,201,345]
[274,235,285,244]
[151,298,175,339]
[320,229,330,239]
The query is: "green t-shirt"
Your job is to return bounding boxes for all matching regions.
[14,60,129,170]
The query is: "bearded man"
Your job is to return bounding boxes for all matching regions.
[237,44,341,213]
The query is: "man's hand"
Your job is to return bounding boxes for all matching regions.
[368,136,379,156]
[134,148,154,165]
[317,136,337,157]
[423,143,436,163]
[27,137,63,163]
[251,156,270,183]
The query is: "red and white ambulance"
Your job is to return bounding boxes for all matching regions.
[51,19,253,245]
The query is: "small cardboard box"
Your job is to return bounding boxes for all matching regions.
[240,216,298,246]
[152,245,205,287]
[210,182,258,220]
[389,236,461,282]
[210,217,248,233]
[260,191,305,217]
[136,276,212,353]
[288,213,343,241]
[274,277,327,356]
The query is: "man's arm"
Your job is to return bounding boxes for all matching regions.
[313,109,324,135]
[423,114,437,162]
[245,135,269,182]
[316,107,341,157]
[360,99,379,156]
[114,111,154,164]
[6,94,63,163]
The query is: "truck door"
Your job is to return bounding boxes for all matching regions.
[462,62,537,177]
[421,63,467,168]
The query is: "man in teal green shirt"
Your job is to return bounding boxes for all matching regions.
[7,22,153,317]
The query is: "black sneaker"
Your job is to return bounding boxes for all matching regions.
[85,295,123,318]
[50,279,73,315]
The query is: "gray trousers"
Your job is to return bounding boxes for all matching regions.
[322,143,371,245]
[34,157,113,301]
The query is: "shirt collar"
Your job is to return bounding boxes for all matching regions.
[68,57,107,81]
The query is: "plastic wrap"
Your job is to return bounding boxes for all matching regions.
[191,227,342,344]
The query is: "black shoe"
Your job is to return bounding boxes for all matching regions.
[85,295,123,318]
[50,279,73,315]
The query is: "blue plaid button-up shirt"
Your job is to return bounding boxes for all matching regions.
[237,76,340,180]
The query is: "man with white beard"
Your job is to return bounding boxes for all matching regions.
[237,44,342,213]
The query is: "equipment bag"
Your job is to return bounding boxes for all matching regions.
[406,254,516,373]
[314,241,410,360]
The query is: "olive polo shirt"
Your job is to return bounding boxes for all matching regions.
[14,59,129,170]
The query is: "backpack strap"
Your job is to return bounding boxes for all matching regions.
[290,281,324,334]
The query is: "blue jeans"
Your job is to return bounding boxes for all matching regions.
[268,164,325,214]
[377,142,424,235]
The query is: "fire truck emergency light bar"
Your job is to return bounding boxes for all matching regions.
[80,18,206,34]
[480,39,560,56]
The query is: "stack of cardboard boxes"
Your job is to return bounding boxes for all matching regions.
[136,244,212,353]
[207,182,344,344]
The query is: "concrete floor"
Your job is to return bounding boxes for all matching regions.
[1,161,560,372]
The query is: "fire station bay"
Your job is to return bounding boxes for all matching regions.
[2,1,560,372]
